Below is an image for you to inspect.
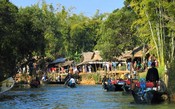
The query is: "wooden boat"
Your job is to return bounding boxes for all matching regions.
[41,79,65,84]
[102,82,116,91]
[102,79,126,91]
[67,82,76,88]
[0,77,15,94]
[131,79,168,104]
[47,81,65,84]
[30,77,40,88]
[122,79,138,94]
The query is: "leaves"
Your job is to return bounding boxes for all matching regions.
[95,6,139,60]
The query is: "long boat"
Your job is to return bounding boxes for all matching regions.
[122,79,138,94]
[30,77,40,88]
[131,79,168,104]
[102,79,126,91]
[0,77,15,94]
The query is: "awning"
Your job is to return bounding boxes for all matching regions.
[49,57,66,65]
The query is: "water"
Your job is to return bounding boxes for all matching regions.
[0,85,175,109]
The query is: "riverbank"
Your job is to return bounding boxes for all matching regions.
[13,71,142,86]
[14,72,102,86]
[79,73,101,85]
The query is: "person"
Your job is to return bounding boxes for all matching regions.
[88,65,92,73]
[56,75,61,82]
[112,61,117,71]
[42,74,48,82]
[107,77,112,85]
[146,62,159,86]
[147,58,152,69]
[68,77,76,87]
[69,78,75,84]
[73,66,79,74]
[28,61,33,76]
[127,62,131,71]
[102,75,107,83]
[64,73,71,82]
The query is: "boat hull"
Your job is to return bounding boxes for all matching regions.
[102,82,124,91]
[45,81,65,84]
[68,83,76,88]
[131,79,168,104]
[30,80,40,88]
[0,77,15,94]
[132,89,165,104]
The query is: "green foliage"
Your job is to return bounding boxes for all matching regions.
[95,6,139,60]
[92,73,101,83]
[157,65,165,78]
[1,0,175,88]
[80,73,101,84]
[17,6,45,58]
[168,60,175,91]
[128,0,175,93]
[0,0,19,81]
[139,72,147,79]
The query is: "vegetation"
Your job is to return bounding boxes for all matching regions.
[125,0,175,93]
[0,0,175,96]
[79,73,101,84]
[95,6,140,60]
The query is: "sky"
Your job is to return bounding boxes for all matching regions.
[10,0,124,17]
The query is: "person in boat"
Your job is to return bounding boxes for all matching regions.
[30,76,40,88]
[68,77,76,86]
[102,75,107,83]
[102,75,108,89]
[57,75,61,82]
[146,61,159,86]
[107,77,112,85]
[64,73,71,82]
[42,74,48,82]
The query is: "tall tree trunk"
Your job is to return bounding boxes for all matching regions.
[159,0,165,67]
[171,32,174,61]
[145,12,160,64]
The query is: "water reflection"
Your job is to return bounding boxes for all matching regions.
[0,85,174,109]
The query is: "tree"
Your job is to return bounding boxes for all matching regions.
[127,0,175,96]
[0,0,19,81]
[95,6,139,60]
[127,0,171,72]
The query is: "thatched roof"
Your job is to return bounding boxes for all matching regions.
[131,45,149,56]
[78,51,103,66]
[81,52,94,62]
[118,45,150,60]
[134,50,144,57]
[92,51,103,61]
[122,51,132,59]
[78,52,94,65]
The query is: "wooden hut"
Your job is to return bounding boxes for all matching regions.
[77,51,103,72]
[117,45,151,72]
[118,45,150,62]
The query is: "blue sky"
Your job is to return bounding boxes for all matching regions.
[10,0,124,17]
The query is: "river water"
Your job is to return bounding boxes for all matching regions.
[0,84,175,109]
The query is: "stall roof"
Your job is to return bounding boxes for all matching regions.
[60,60,74,67]
[49,57,66,65]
